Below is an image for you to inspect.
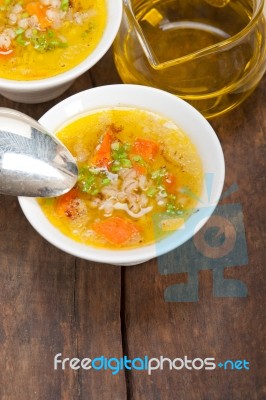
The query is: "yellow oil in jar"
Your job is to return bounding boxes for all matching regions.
[114,0,266,118]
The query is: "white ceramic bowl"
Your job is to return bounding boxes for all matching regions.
[0,0,122,104]
[18,84,225,265]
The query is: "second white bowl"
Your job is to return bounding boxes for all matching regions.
[0,0,122,103]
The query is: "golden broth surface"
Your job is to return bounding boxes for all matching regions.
[39,109,203,249]
[0,0,107,80]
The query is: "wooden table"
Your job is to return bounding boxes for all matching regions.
[0,49,265,400]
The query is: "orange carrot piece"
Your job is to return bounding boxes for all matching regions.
[164,173,177,194]
[26,2,52,29]
[132,138,159,161]
[55,188,79,218]
[92,128,113,168]
[133,163,147,176]
[0,47,13,58]
[92,217,140,245]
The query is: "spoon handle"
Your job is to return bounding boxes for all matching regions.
[0,108,77,197]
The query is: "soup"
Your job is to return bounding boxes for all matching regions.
[39,109,203,249]
[0,0,107,80]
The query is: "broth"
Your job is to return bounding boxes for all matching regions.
[39,108,203,249]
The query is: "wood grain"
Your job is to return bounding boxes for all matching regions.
[0,60,127,400]
[121,75,266,400]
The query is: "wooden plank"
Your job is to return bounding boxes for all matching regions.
[0,195,78,399]
[74,259,126,400]
[0,71,127,399]
[89,49,122,86]
[0,196,126,399]
[122,76,266,399]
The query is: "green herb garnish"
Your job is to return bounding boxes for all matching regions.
[121,159,132,168]
[31,32,67,52]
[16,34,27,46]
[15,28,25,36]
[60,0,69,11]
[147,187,157,198]
[110,142,132,172]
[78,167,112,195]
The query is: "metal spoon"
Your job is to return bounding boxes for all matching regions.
[0,107,78,197]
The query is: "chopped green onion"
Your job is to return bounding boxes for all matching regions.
[166,203,177,214]
[50,40,68,48]
[151,168,167,179]
[31,35,48,52]
[15,28,25,36]
[112,152,121,160]
[166,203,184,215]
[16,35,28,46]
[131,155,142,162]
[31,33,68,52]
[78,167,113,195]
[118,152,128,159]
[111,142,130,161]
[60,0,69,11]
[111,165,121,172]
[121,159,132,168]
[47,29,55,38]
[85,176,96,186]
[102,178,111,186]
[147,187,157,197]
[168,194,177,201]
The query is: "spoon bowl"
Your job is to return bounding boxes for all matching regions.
[0,108,78,197]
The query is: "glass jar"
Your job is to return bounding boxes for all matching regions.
[113,0,266,118]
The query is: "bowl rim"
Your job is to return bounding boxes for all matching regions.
[0,0,122,90]
[18,84,225,265]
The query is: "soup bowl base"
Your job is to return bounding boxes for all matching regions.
[0,80,75,104]
[112,259,151,266]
